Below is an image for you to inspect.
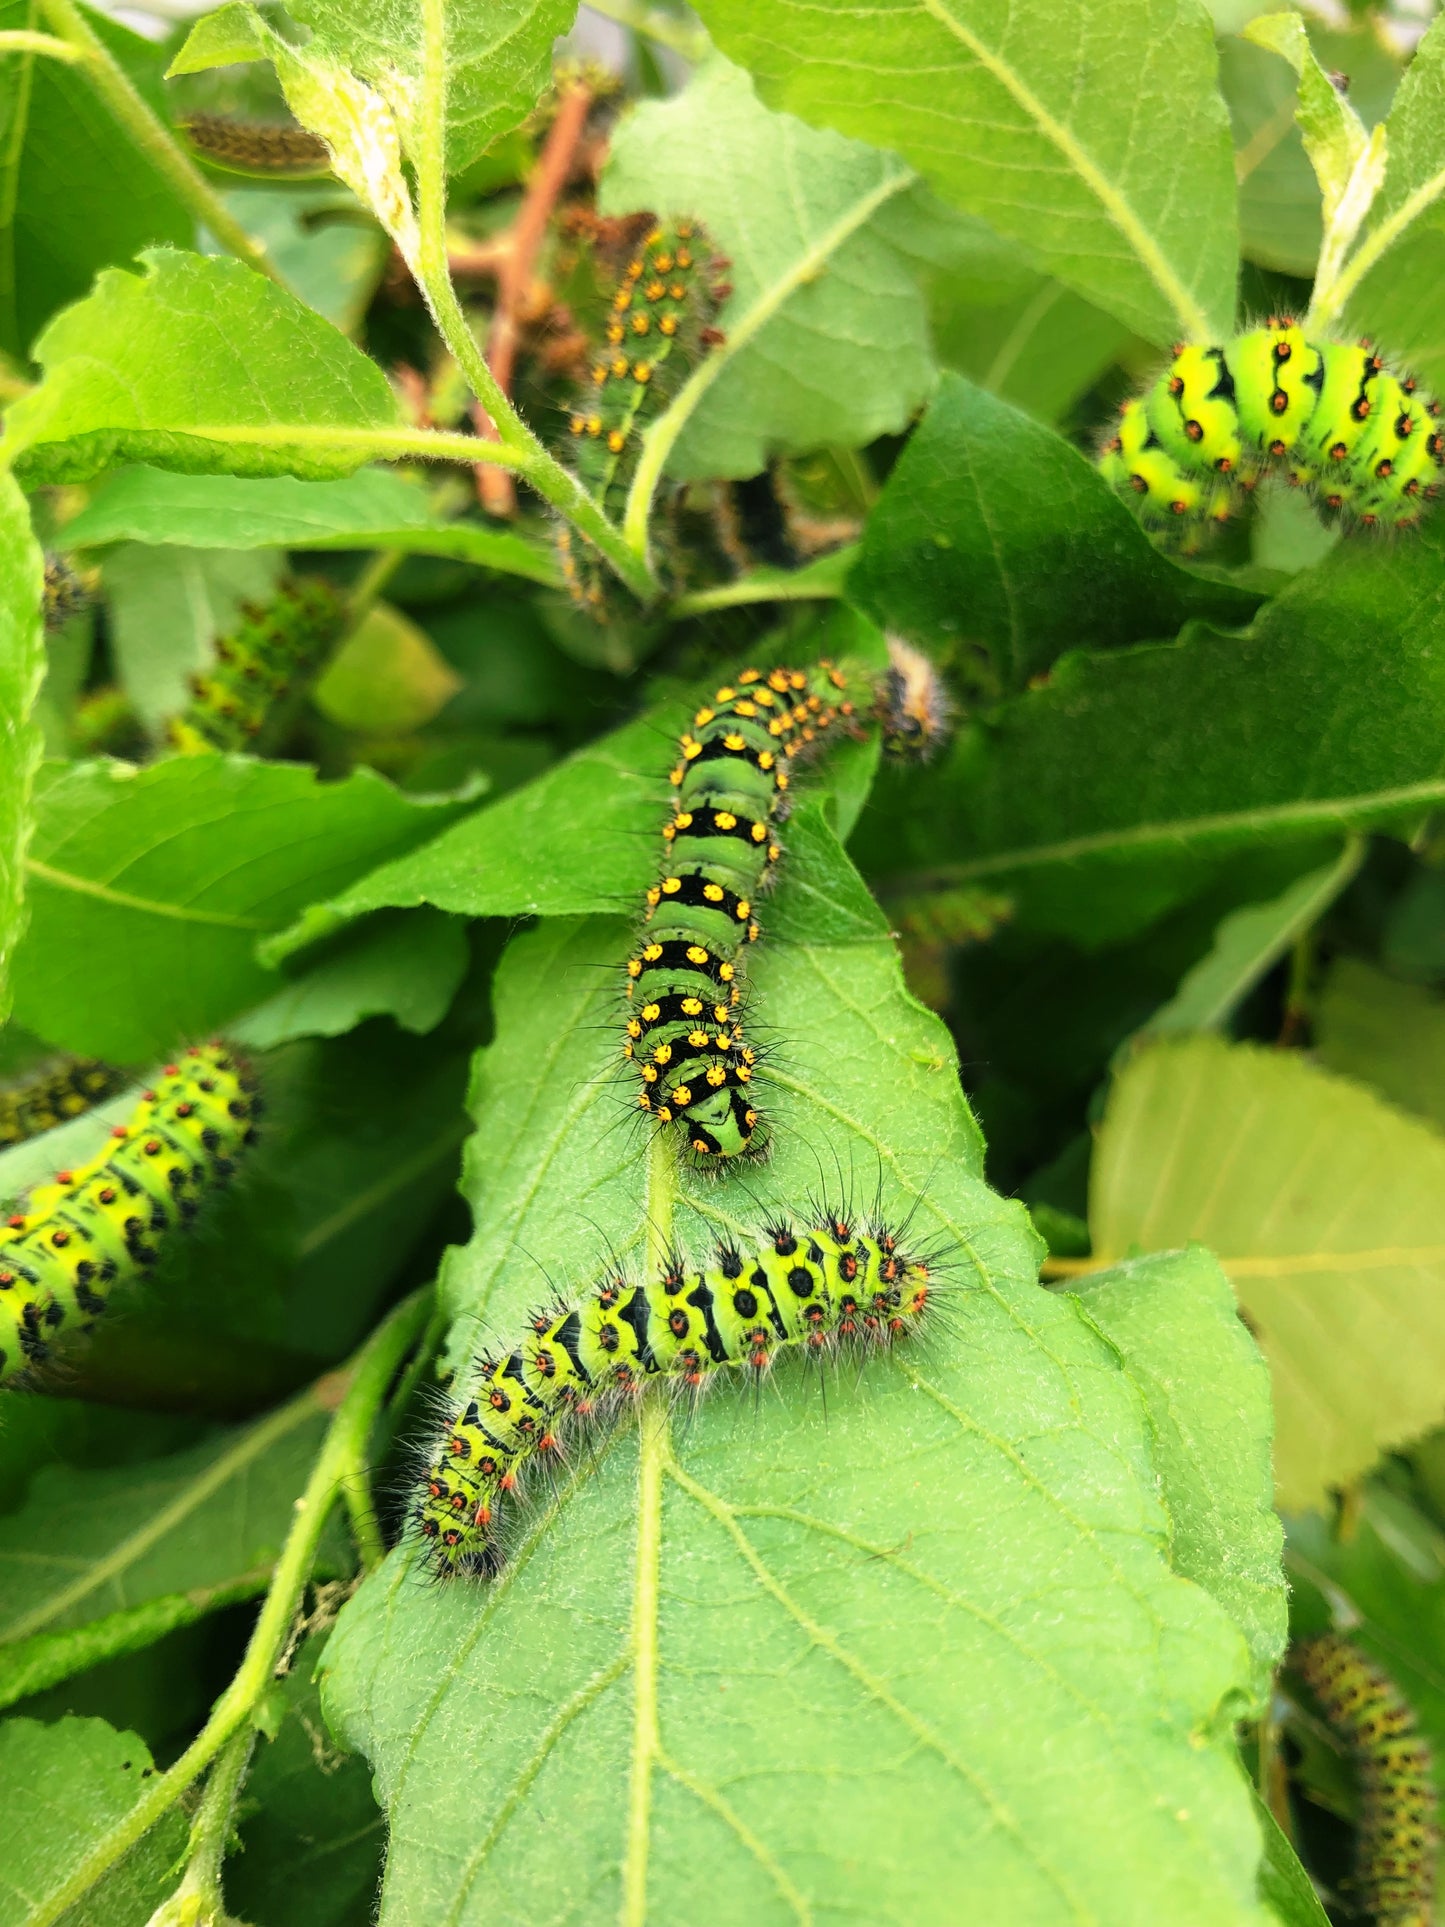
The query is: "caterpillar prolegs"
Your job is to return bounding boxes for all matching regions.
[1292,1634,1439,1927]
[1100,321,1444,545]
[415,1205,937,1579]
[0,1044,259,1385]
[627,645,951,1165]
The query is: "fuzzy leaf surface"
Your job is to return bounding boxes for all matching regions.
[1091,1035,1445,1508]
[0,473,43,1021]
[688,0,1239,345]
[3,249,401,487]
[322,853,1273,1923]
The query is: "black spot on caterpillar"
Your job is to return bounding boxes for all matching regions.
[1292,1632,1439,1927]
[555,217,732,618]
[179,115,332,177]
[0,1057,125,1150]
[0,1044,259,1386]
[167,578,348,755]
[1100,320,1444,545]
[414,1204,940,1579]
[627,644,952,1164]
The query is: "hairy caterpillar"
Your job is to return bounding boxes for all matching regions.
[0,1057,125,1150]
[1292,1633,1439,1927]
[42,553,92,633]
[1100,320,1444,543]
[167,578,348,755]
[0,1044,258,1386]
[415,1204,938,1579]
[555,217,731,617]
[627,644,950,1164]
[179,114,331,177]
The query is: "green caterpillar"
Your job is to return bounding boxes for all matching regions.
[1100,320,1444,543]
[0,1044,259,1385]
[556,217,730,618]
[168,578,348,755]
[415,1205,938,1579]
[180,114,331,177]
[628,645,950,1165]
[1293,1633,1438,1927]
[0,1057,125,1150]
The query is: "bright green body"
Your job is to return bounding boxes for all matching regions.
[416,1211,933,1578]
[1100,322,1444,541]
[0,1044,258,1382]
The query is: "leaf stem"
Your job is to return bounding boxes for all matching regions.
[147,1724,258,1927]
[36,0,283,285]
[0,29,82,60]
[25,1289,431,1927]
[408,0,655,600]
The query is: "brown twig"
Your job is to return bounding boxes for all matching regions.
[472,77,594,516]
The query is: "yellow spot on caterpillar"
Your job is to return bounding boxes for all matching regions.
[713,1003,729,1023]
[669,283,686,301]
[768,843,781,861]
[631,314,651,336]
[646,279,666,300]
[688,1029,708,1047]
[672,1083,693,1106]
[632,361,652,382]
[723,732,746,751]
[613,289,631,312]
[611,355,629,377]
[607,323,624,344]
[776,771,789,791]
[716,811,737,830]
[704,883,724,902]
[706,1066,726,1088]
[642,1065,659,1084]
[669,765,683,786]
[627,958,642,978]
[737,1064,752,1083]
[645,886,660,908]
[686,944,708,965]
[681,734,702,760]
[622,1041,633,1059]
[659,315,678,336]
[657,1104,673,1121]
[653,252,674,273]
[662,877,682,895]
[638,1093,652,1111]
[643,943,663,962]
[608,429,626,453]
[676,249,693,269]
[733,700,757,718]
[586,416,602,436]
[736,899,752,919]
[652,1043,672,1065]
[715,686,736,702]
[758,750,775,770]
[569,415,585,434]
[675,812,694,830]
[682,997,703,1016]
[628,1017,644,1037]
[719,961,735,982]
[694,707,715,726]
[591,364,607,384]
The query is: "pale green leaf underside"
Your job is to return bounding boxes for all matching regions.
[1091,1035,1445,1509]
[322,883,1273,1924]
[0,473,45,1020]
[601,57,935,480]
[688,0,1239,345]
[1316,956,1445,1132]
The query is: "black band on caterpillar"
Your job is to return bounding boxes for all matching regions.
[1293,1633,1439,1927]
[167,578,348,755]
[0,1044,260,1386]
[627,647,951,1164]
[180,114,332,177]
[414,1204,939,1579]
[0,1057,125,1150]
[1100,321,1444,545]
[555,217,732,617]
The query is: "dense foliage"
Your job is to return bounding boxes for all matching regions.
[1,0,1444,1920]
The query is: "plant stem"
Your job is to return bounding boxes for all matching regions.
[148,1725,258,1927]
[28,1290,431,1927]
[37,0,282,285]
[346,548,405,626]
[0,28,83,59]
[409,0,655,600]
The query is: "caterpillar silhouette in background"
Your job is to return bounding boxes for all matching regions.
[1292,1632,1438,1927]
[628,642,950,1166]
[0,1044,259,1385]
[168,578,348,755]
[0,1056,125,1150]
[415,1202,940,1579]
[1100,320,1444,545]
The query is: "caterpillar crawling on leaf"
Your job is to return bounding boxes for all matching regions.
[1100,320,1444,546]
[556,217,731,617]
[168,578,348,755]
[627,641,950,1166]
[1293,1633,1438,1927]
[0,1044,259,1386]
[415,1202,941,1579]
[0,1056,125,1150]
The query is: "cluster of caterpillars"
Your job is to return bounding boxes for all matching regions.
[416,1208,935,1578]
[1100,320,1444,544]
[0,1045,258,1385]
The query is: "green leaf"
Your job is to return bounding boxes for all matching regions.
[1090,1035,1445,1509]
[1329,13,1445,378]
[2,247,402,487]
[1063,1246,1287,1704]
[60,467,561,584]
[101,541,280,731]
[10,756,475,1062]
[930,271,1137,427]
[0,472,43,1021]
[227,1644,385,1927]
[599,56,932,479]
[0,1716,187,1927]
[847,375,1261,700]
[313,602,462,734]
[687,0,1239,346]
[233,906,469,1049]
[1250,1786,1332,1927]
[1315,955,1445,1132]
[1135,840,1364,1042]
[0,2,192,359]
[1242,12,1371,234]
[217,184,389,335]
[861,524,1445,942]
[321,904,1272,1925]
[0,1394,336,1710]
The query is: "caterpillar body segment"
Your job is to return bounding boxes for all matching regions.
[0,1057,124,1149]
[0,1044,259,1384]
[415,1209,937,1579]
[1100,321,1444,543]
